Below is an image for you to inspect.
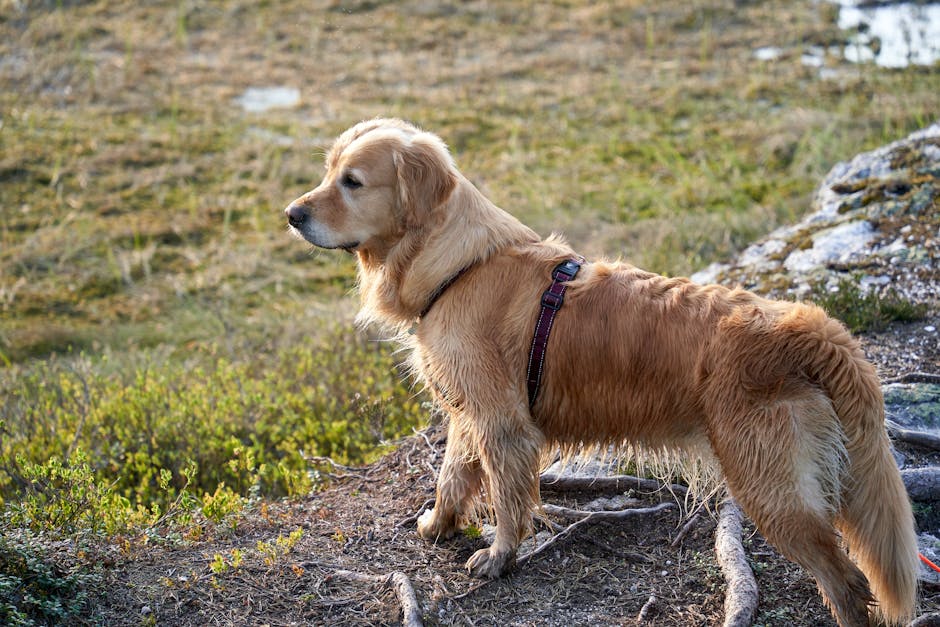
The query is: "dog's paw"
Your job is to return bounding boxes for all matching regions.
[416,507,456,541]
[466,547,515,579]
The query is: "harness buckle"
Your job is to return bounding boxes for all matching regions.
[552,260,580,281]
[541,289,564,310]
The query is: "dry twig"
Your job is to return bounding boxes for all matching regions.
[304,455,369,479]
[715,499,758,627]
[449,501,674,602]
[910,613,940,627]
[519,502,676,567]
[884,372,940,385]
[636,594,657,624]
[397,498,435,528]
[329,569,423,627]
[671,504,704,548]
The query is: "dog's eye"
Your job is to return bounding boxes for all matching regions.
[342,173,362,189]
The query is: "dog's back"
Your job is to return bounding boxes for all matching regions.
[522,254,915,625]
[542,258,918,625]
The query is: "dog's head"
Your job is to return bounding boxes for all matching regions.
[285,118,458,258]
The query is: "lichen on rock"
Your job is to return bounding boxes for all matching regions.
[692,122,940,305]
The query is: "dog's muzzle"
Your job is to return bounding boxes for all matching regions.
[284,202,359,253]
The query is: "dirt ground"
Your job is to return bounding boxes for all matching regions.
[95,334,940,627]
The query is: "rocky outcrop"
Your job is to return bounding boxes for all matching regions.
[693,123,940,585]
[690,122,939,440]
[692,122,940,304]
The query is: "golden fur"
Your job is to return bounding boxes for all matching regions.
[285,118,918,626]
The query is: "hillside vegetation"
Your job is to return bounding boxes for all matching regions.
[0,1,938,623]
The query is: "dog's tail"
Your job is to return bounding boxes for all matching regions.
[779,304,918,625]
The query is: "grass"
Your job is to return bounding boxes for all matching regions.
[810,276,929,333]
[0,0,939,619]
[3,1,938,366]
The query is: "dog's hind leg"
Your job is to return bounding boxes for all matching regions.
[708,393,873,627]
[418,418,484,542]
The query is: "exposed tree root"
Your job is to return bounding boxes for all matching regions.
[887,421,940,452]
[539,472,689,497]
[329,569,423,627]
[715,499,758,627]
[519,502,676,567]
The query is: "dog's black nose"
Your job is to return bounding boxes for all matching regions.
[286,203,307,227]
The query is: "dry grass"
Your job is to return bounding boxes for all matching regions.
[2,0,938,364]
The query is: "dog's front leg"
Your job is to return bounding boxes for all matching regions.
[464,416,542,579]
[417,418,483,542]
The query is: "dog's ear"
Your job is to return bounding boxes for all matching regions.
[393,133,458,227]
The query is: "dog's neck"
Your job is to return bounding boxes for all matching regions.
[355,176,539,330]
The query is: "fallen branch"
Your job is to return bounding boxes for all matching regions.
[539,473,688,497]
[715,499,758,627]
[900,467,940,502]
[886,420,940,452]
[329,569,423,627]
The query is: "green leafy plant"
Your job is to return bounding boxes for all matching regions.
[0,523,102,626]
[0,326,427,511]
[3,450,135,536]
[200,484,245,527]
[256,528,303,567]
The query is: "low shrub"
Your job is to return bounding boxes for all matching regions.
[0,325,427,511]
[0,521,102,626]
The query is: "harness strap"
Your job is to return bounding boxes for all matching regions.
[526,258,583,407]
[418,264,475,320]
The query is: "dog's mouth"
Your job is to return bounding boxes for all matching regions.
[287,224,358,253]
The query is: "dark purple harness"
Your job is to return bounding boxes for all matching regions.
[525,258,583,406]
[418,257,583,409]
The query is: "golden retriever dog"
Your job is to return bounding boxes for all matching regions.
[285,118,918,626]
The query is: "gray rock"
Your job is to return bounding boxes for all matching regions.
[885,383,940,433]
[691,121,940,303]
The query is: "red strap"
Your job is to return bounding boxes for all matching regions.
[526,258,582,407]
[921,552,940,573]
